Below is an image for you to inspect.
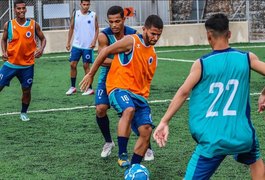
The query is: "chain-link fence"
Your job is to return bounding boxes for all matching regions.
[0,0,265,41]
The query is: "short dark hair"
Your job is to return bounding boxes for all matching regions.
[205,13,229,35]
[81,0,90,2]
[14,0,25,7]
[107,6,124,18]
[144,15,163,29]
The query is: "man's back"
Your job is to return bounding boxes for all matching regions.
[189,48,254,158]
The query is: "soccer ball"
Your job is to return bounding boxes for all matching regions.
[124,164,150,180]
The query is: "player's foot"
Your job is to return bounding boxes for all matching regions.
[101,141,115,158]
[82,88,94,95]
[118,153,130,168]
[144,148,154,161]
[66,87,76,95]
[20,113,30,121]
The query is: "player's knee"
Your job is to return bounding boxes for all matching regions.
[70,62,77,69]
[123,107,135,115]
[139,125,152,139]
[96,106,107,117]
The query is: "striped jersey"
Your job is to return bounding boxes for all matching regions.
[97,26,137,84]
[6,18,36,66]
[189,48,255,158]
[72,10,96,49]
[106,34,157,98]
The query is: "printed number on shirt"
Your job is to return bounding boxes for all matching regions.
[206,79,239,117]
[121,95,130,102]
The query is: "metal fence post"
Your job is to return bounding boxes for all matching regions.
[37,0,42,28]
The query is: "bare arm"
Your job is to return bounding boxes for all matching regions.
[249,52,265,75]
[66,14,74,51]
[248,52,265,113]
[90,15,99,49]
[97,32,113,66]
[79,35,134,91]
[34,22,46,58]
[1,22,8,61]
[153,59,202,147]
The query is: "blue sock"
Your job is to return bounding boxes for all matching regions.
[21,103,29,113]
[118,136,129,156]
[71,77,76,87]
[96,116,112,143]
[131,153,143,165]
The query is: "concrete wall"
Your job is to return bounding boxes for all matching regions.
[0,21,248,55]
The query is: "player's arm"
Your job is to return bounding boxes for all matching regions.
[90,15,99,49]
[34,22,46,58]
[79,35,133,91]
[249,52,265,112]
[97,32,112,66]
[1,22,8,61]
[66,13,74,51]
[153,59,202,147]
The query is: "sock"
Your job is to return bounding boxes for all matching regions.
[96,116,112,143]
[118,136,129,156]
[89,85,92,89]
[71,77,76,87]
[131,153,143,165]
[21,103,29,113]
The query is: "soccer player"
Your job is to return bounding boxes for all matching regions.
[65,0,99,96]
[258,88,265,113]
[80,15,163,167]
[0,0,46,121]
[153,13,265,179]
[95,6,154,161]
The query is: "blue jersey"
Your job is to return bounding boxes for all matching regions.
[97,26,137,83]
[189,48,255,158]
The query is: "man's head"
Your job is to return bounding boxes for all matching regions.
[80,0,90,12]
[106,6,126,34]
[205,13,231,43]
[14,0,26,19]
[142,15,163,46]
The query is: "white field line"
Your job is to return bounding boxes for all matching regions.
[0,93,261,116]
[1,44,265,62]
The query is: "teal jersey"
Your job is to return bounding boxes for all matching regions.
[189,48,255,158]
[97,26,137,83]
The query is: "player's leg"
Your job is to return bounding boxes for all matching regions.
[0,64,17,92]
[17,66,34,121]
[109,89,135,167]
[185,151,225,179]
[81,49,94,95]
[234,137,265,179]
[130,104,153,165]
[95,85,114,157]
[66,47,81,95]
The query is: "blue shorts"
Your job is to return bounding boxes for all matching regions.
[69,47,93,63]
[109,89,154,135]
[95,82,110,106]
[0,64,34,88]
[185,138,261,179]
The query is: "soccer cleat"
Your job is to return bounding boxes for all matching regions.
[82,88,94,95]
[20,113,30,121]
[101,141,115,158]
[118,153,130,168]
[144,148,154,161]
[66,87,77,95]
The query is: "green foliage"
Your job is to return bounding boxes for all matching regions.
[0,43,265,179]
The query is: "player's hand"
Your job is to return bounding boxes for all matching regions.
[258,94,265,113]
[34,49,44,58]
[89,42,96,49]
[66,43,71,51]
[153,121,169,148]
[2,52,8,61]
[79,73,94,92]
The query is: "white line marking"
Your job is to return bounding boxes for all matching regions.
[0,93,260,116]
[158,57,194,62]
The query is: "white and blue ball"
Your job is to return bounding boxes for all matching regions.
[124,164,150,180]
